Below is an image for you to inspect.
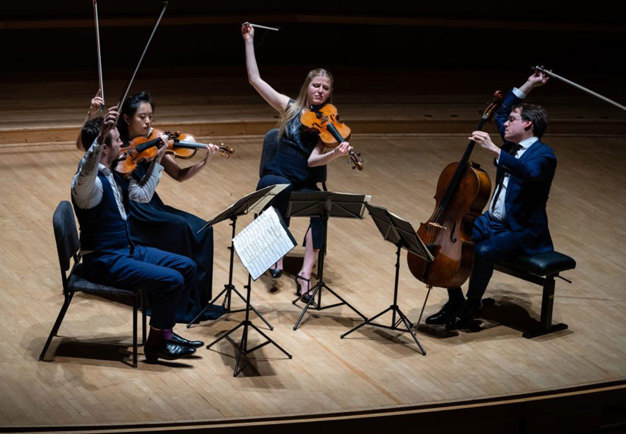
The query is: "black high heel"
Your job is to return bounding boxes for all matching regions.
[268,262,282,278]
[269,265,283,279]
[294,275,313,303]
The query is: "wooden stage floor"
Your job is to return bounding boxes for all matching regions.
[0,68,625,432]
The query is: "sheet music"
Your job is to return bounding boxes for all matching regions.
[233,206,296,280]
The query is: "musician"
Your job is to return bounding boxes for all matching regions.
[242,23,352,300]
[73,106,201,362]
[426,70,555,330]
[116,91,223,323]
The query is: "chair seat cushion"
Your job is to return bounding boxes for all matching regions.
[497,251,576,276]
[69,272,137,298]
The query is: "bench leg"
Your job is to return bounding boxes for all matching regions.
[523,275,568,339]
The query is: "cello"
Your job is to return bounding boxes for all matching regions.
[407,91,503,288]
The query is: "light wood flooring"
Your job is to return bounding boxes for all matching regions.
[0,68,625,430]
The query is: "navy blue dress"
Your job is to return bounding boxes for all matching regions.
[128,162,223,323]
[257,115,324,249]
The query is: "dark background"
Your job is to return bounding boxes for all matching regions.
[1,1,624,96]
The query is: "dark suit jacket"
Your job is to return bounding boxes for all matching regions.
[491,90,557,255]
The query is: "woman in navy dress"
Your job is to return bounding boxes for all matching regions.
[242,23,353,301]
[117,91,223,323]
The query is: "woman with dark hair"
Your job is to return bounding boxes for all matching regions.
[242,23,353,301]
[115,91,223,323]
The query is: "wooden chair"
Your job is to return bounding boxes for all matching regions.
[39,201,146,367]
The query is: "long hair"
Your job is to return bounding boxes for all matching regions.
[117,91,154,143]
[278,68,334,138]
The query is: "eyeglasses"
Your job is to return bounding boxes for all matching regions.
[507,116,525,123]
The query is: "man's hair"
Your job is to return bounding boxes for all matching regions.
[513,103,549,139]
[80,117,109,151]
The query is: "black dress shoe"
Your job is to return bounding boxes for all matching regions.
[145,340,196,363]
[171,332,204,348]
[446,302,480,330]
[425,301,462,325]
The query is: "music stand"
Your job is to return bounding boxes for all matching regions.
[340,203,433,354]
[287,191,370,330]
[207,207,294,376]
[188,184,288,328]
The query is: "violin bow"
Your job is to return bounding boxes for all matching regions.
[243,22,280,32]
[534,65,626,112]
[92,0,104,110]
[116,1,169,110]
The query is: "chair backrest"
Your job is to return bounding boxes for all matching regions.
[259,128,327,191]
[52,200,80,275]
[259,128,280,178]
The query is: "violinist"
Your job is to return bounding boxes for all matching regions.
[73,107,201,362]
[427,70,555,330]
[242,22,353,301]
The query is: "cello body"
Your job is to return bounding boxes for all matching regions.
[407,90,502,288]
[407,161,491,288]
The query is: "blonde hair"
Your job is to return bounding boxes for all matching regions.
[278,68,334,138]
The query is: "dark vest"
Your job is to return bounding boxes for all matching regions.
[72,171,133,252]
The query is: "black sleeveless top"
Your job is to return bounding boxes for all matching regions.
[267,111,319,187]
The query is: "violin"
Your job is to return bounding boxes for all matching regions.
[300,104,364,171]
[406,91,502,288]
[116,129,234,175]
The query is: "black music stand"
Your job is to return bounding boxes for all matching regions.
[188,184,287,328]
[340,203,433,354]
[207,207,294,376]
[287,191,369,330]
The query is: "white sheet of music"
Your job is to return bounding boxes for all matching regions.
[233,206,296,280]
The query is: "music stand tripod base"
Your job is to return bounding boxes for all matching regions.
[287,191,370,330]
[340,203,432,355]
[207,274,292,377]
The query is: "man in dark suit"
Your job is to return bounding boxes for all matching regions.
[426,70,555,330]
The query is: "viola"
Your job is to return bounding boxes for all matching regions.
[406,91,503,288]
[116,129,234,175]
[300,104,364,171]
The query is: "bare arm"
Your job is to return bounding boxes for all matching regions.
[242,23,290,113]
[160,142,221,182]
[308,142,353,167]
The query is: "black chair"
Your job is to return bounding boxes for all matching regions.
[39,201,146,367]
[260,128,327,191]
[493,251,575,338]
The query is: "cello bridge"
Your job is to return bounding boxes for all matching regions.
[428,222,447,230]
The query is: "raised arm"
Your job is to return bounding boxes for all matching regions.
[76,89,105,150]
[242,23,290,113]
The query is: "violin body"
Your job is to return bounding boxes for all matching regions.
[116,129,234,175]
[407,161,491,288]
[301,104,351,145]
[300,103,363,170]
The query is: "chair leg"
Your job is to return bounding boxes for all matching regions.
[141,290,147,345]
[132,295,138,368]
[522,274,568,338]
[39,291,74,361]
